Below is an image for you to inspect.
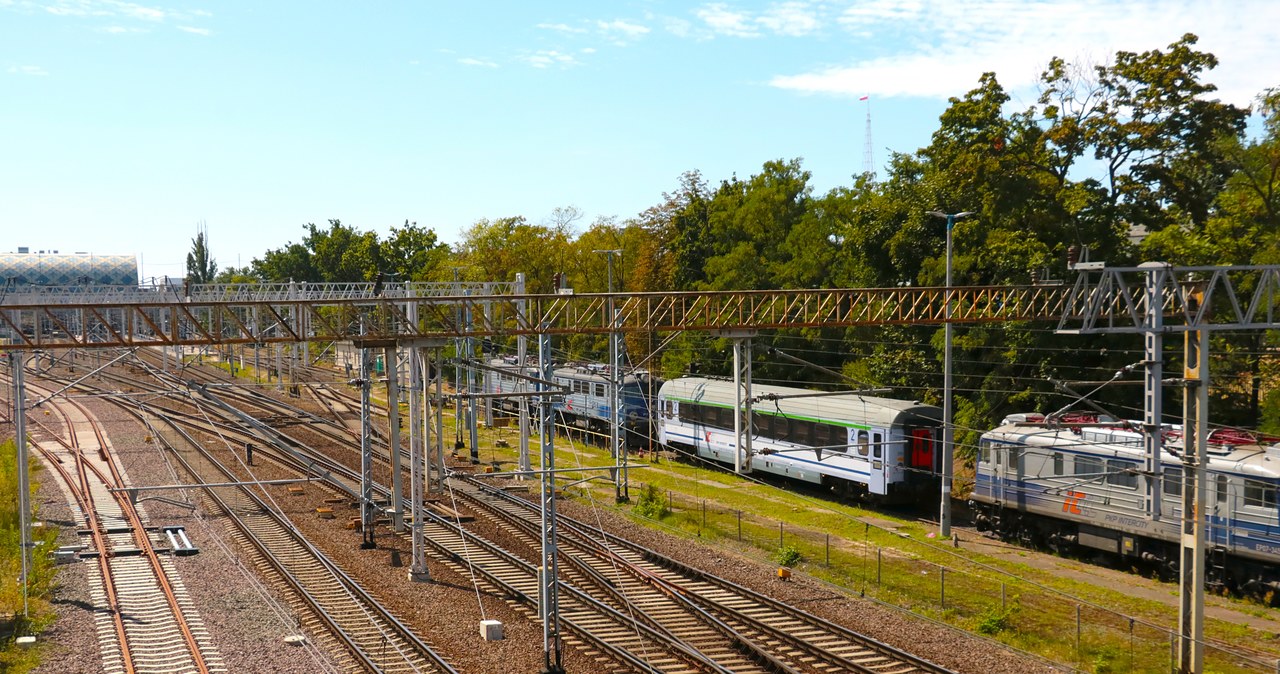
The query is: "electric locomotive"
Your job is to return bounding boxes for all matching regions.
[970,413,1280,596]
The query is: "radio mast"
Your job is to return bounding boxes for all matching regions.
[861,95,873,177]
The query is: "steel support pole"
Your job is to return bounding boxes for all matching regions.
[516,274,531,475]
[407,346,429,581]
[537,329,564,673]
[467,290,479,464]
[1144,264,1168,520]
[723,332,754,475]
[384,345,403,532]
[11,353,31,619]
[940,215,955,539]
[1179,326,1208,674]
[432,347,445,493]
[358,348,376,549]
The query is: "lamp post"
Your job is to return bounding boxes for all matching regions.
[927,209,973,539]
[593,248,627,502]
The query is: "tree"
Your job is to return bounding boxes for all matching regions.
[381,220,451,282]
[185,222,217,284]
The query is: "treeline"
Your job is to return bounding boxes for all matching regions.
[201,34,1280,447]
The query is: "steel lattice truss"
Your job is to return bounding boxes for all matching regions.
[1,284,1072,350]
[7,265,1279,350]
[1057,264,1280,334]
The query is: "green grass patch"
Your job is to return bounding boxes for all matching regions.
[0,440,63,673]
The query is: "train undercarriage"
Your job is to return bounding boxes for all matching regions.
[968,499,1280,603]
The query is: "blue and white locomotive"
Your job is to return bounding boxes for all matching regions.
[970,413,1280,596]
[657,377,943,501]
[484,357,659,448]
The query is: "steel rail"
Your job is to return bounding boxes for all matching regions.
[22,386,212,674]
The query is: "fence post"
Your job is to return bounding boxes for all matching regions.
[940,567,946,610]
[701,499,706,531]
[1076,604,1081,660]
[737,510,742,541]
[668,490,673,511]
[779,521,784,548]
[825,533,830,566]
[1001,582,1006,612]
[876,547,881,586]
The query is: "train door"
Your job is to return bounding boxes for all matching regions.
[905,427,935,486]
[867,430,887,495]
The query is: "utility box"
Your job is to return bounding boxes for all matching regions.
[480,619,504,641]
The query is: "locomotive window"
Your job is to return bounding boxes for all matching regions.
[979,442,991,465]
[857,430,870,456]
[1105,460,1137,489]
[663,400,674,420]
[873,432,883,459]
[1245,480,1277,508]
[1162,466,1181,496]
[1216,475,1227,504]
[1052,452,1063,476]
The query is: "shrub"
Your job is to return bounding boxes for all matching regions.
[775,544,802,567]
[975,606,1016,635]
[633,484,670,520]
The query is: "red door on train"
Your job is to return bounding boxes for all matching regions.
[906,428,936,478]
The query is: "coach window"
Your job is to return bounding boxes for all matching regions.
[873,432,883,459]
[1076,455,1101,479]
[1053,452,1063,476]
[594,383,606,397]
[1245,479,1277,509]
[1106,460,1137,489]
[857,430,870,456]
[1216,475,1228,505]
[1162,466,1181,496]
[979,441,991,465]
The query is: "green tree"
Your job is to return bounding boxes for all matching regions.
[185,223,217,284]
[381,220,451,282]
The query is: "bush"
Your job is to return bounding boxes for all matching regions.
[633,484,670,520]
[975,606,1016,635]
[774,544,802,567]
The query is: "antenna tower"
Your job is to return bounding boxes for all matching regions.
[862,95,873,177]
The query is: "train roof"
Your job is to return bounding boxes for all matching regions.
[488,357,655,386]
[984,419,1280,477]
[659,376,941,428]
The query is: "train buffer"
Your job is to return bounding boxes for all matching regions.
[161,526,199,556]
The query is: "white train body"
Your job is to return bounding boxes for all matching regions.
[657,377,942,500]
[971,416,1280,594]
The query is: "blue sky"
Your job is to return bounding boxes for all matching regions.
[2,0,1277,282]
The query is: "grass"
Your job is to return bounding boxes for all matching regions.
[0,440,63,674]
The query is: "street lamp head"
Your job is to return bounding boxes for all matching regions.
[927,210,975,219]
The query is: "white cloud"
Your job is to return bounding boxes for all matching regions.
[758,1,819,36]
[696,3,759,38]
[597,18,650,44]
[521,49,578,69]
[177,25,209,35]
[537,22,586,34]
[99,24,143,33]
[581,47,597,54]
[458,57,498,68]
[8,64,48,75]
[773,0,1280,105]
[33,0,210,26]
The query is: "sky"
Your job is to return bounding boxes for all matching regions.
[2,0,1277,282]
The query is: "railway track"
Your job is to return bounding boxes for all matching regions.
[134,408,459,674]
[54,350,970,672]
[451,476,954,674]
[20,378,224,674]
